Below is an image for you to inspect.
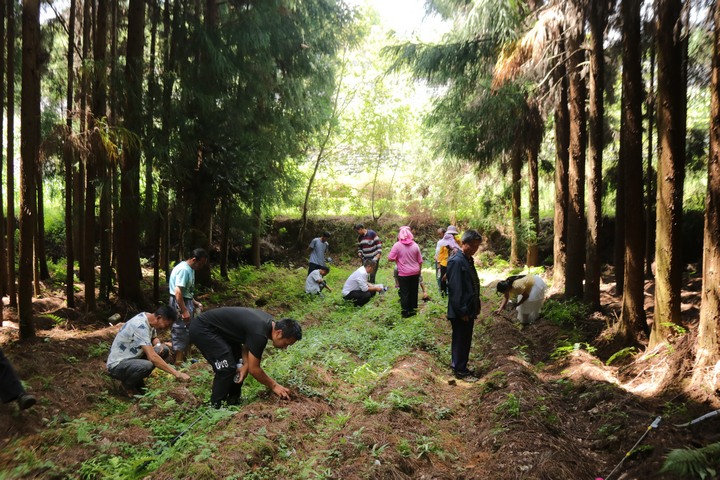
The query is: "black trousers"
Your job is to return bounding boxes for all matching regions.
[439,265,448,296]
[449,316,475,374]
[398,275,420,318]
[189,320,243,407]
[362,258,379,283]
[0,348,25,403]
[344,289,376,307]
[308,263,323,275]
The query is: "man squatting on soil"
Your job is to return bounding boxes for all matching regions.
[168,248,208,364]
[0,347,37,410]
[189,307,302,408]
[342,259,385,306]
[106,306,190,396]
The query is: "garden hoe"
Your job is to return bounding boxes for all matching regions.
[674,408,720,428]
[597,415,662,480]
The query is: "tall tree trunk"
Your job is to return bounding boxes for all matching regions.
[19,0,40,339]
[117,0,145,305]
[651,0,686,348]
[34,172,48,281]
[75,2,90,284]
[645,33,656,278]
[614,138,626,294]
[220,199,230,280]
[564,3,587,299]
[692,0,720,387]
[143,0,160,249]
[525,102,542,267]
[585,0,607,309]
[185,0,217,286]
[553,45,570,293]
[64,0,76,308]
[73,152,85,282]
[526,145,539,267]
[83,155,96,310]
[108,0,119,297]
[510,148,522,266]
[251,192,261,268]
[158,0,179,288]
[81,0,94,310]
[93,0,111,301]
[6,0,16,308]
[619,0,648,339]
[0,0,7,304]
[153,181,168,304]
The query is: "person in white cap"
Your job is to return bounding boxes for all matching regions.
[436,225,461,297]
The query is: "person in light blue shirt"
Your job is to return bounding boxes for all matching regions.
[168,248,208,363]
[308,231,331,274]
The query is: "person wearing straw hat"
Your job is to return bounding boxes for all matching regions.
[436,225,461,297]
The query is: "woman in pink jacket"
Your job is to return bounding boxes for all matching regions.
[388,226,423,318]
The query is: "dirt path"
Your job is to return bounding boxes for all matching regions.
[1,277,719,479]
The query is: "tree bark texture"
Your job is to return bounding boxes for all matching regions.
[565,4,587,299]
[93,0,111,301]
[6,0,16,307]
[510,148,522,266]
[620,0,648,338]
[34,172,48,281]
[525,102,543,267]
[553,49,570,292]
[0,0,7,303]
[64,0,76,308]
[19,0,41,339]
[651,0,686,348]
[117,0,145,305]
[693,0,720,387]
[251,193,261,268]
[585,0,607,309]
[645,40,656,278]
[220,200,230,280]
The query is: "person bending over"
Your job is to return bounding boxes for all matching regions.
[189,307,302,408]
[496,274,547,325]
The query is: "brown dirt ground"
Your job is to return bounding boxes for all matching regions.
[1,269,719,479]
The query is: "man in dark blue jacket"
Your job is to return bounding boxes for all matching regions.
[446,229,482,381]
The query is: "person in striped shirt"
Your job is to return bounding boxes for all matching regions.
[354,223,382,283]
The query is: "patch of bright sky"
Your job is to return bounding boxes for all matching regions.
[347,0,450,42]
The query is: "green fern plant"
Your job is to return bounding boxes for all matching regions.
[659,442,720,479]
[606,347,637,366]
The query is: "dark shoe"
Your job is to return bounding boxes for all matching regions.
[454,369,475,378]
[18,393,36,410]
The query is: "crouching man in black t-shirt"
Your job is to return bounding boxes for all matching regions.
[189,307,302,407]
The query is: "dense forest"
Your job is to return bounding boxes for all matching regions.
[2,0,720,478]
